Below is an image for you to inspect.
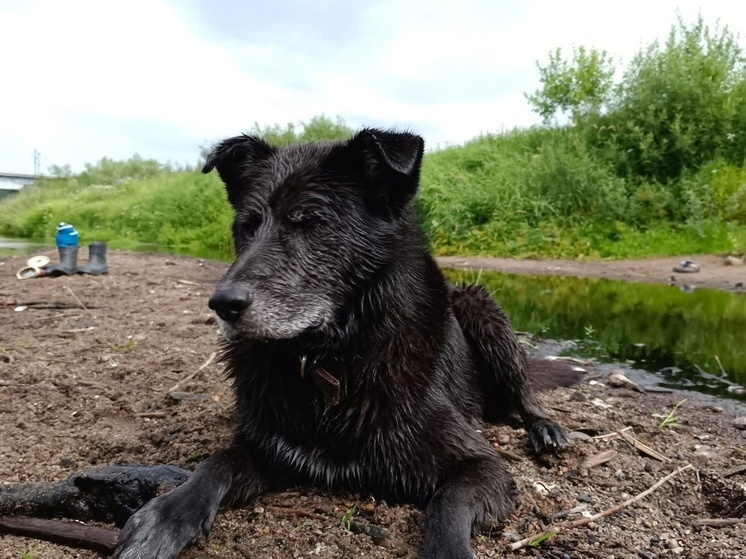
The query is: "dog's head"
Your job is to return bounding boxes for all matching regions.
[203,128,424,341]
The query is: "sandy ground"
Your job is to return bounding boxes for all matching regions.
[1,249,745,559]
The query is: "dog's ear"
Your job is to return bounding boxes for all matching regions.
[202,135,274,207]
[345,128,424,212]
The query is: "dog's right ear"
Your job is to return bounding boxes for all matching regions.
[202,135,274,207]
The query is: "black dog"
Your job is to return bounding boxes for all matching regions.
[116,129,578,559]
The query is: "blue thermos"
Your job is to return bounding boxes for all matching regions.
[56,222,79,248]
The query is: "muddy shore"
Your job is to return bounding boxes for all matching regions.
[1,250,745,559]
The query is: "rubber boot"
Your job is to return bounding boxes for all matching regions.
[77,242,109,275]
[44,246,79,277]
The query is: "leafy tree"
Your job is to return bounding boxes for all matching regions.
[526,46,615,124]
[247,114,353,146]
[604,15,746,183]
[48,164,73,178]
[199,115,354,164]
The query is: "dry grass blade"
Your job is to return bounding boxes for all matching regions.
[168,351,218,393]
[617,429,671,462]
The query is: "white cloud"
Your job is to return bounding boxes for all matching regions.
[0,0,744,173]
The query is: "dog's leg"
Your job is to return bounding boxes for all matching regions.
[451,284,569,453]
[115,445,265,559]
[423,455,515,559]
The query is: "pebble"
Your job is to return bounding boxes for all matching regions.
[498,434,510,445]
[734,417,746,430]
[693,445,719,460]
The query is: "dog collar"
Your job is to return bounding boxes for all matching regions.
[299,355,341,406]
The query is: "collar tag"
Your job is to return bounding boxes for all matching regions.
[311,367,341,406]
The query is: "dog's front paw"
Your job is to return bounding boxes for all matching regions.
[528,418,568,453]
[115,486,217,559]
[423,540,476,559]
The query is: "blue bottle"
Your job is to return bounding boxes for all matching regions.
[56,222,79,248]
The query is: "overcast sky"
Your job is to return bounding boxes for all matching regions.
[1,0,744,174]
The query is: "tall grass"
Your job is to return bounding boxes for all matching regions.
[2,130,744,260]
[0,170,233,254]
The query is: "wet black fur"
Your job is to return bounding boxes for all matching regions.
[116,129,579,559]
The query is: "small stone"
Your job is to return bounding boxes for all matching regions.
[577,493,595,504]
[724,255,744,266]
[570,391,588,402]
[498,434,510,445]
[667,539,680,549]
[733,417,746,430]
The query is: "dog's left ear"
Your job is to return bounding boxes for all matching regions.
[202,135,274,207]
[345,129,424,212]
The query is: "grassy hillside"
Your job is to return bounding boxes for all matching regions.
[1,131,744,260]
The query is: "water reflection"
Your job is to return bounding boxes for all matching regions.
[0,237,49,256]
[444,269,746,400]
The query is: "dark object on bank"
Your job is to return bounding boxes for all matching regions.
[44,245,79,276]
[0,464,189,527]
[77,242,109,275]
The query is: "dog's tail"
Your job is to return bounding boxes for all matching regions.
[450,283,582,423]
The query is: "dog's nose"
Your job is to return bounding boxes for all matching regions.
[209,285,251,322]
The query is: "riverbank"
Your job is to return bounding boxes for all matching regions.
[438,253,745,293]
[1,250,745,558]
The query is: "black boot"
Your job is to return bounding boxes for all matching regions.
[45,246,79,277]
[78,242,109,275]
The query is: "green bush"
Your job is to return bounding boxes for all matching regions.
[603,15,746,183]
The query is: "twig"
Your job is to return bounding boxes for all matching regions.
[723,464,746,478]
[617,429,671,462]
[692,518,745,528]
[593,426,633,440]
[31,312,81,322]
[63,286,96,320]
[168,351,217,393]
[137,412,167,419]
[551,504,588,521]
[0,516,118,554]
[509,464,694,551]
[177,279,202,287]
[264,505,328,522]
[492,446,523,462]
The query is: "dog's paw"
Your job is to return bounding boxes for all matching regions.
[115,486,217,559]
[528,418,568,454]
[423,541,476,559]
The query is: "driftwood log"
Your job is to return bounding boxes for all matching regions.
[0,464,189,553]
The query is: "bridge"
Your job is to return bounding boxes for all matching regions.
[0,172,40,200]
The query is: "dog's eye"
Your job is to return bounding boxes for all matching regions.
[286,208,317,226]
[242,212,263,235]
